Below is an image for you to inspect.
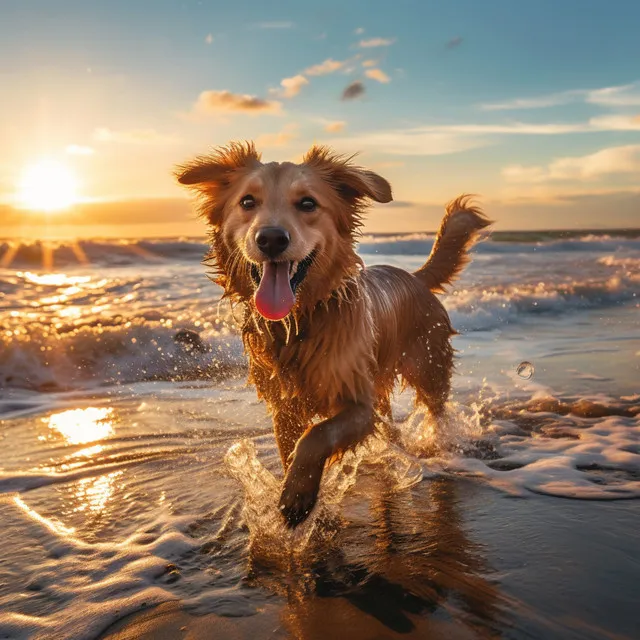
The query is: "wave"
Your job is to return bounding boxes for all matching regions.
[2,233,640,267]
[0,270,636,391]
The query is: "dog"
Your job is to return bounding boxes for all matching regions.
[175,142,491,527]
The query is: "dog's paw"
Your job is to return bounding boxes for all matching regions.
[278,459,323,528]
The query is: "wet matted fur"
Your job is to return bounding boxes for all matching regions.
[175,142,492,527]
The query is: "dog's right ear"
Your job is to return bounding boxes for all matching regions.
[175,141,261,193]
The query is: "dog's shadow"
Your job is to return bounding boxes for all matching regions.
[245,475,505,638]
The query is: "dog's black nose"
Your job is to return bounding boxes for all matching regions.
[255,227,290,259]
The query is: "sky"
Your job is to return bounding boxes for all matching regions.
[1,0,639,237]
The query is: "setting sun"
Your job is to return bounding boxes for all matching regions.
[17,159,79,212]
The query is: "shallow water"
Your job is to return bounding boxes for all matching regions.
[0,231,639,639]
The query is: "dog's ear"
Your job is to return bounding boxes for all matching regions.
[175,141,261,226]
[303,145,393,204]
[175,141,261,193]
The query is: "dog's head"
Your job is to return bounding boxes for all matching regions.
[175,141,392,321]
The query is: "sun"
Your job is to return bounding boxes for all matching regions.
[17,159,79,212]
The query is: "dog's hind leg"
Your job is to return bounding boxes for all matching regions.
[278,401,376,528]
[399,338,454,423]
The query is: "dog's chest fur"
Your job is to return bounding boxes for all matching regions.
[242,292,377,418]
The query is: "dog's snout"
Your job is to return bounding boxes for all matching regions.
[255,227,290,259]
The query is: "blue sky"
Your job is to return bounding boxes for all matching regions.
[1,0,639,235]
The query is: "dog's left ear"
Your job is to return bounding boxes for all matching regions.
[303,145,393,204]
[175,141,261,193]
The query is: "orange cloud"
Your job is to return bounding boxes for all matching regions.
[193,90,282,115]
[324,121,346,133]
[358,37,395,48]
[365,68,390,84]
[92,128,179,144]
[255,123,299,147]
[277,75,309,98]
[362,59,377,68]
[305,59,345,75]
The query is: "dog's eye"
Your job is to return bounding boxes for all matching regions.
[297,197,317,213]
[240,195,256,210]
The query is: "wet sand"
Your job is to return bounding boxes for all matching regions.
[99,480,639,640]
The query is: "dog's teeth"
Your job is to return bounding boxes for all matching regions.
[290,261,299,278]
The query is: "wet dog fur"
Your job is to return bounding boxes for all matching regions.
[175,142,492,527]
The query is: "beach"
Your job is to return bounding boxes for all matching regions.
[1,231,638,639]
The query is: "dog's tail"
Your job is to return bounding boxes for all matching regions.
[414,195,492,293]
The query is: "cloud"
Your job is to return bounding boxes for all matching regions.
[502,145,640,183]
[325,129,487,156]
[254,21,294,29]
[255,123,298,147]
[305,58,345,76]
[480,81,640,111]
[323,120,346,133]
[341,81,366,101]
[481,89,586,111]
[205,33,213,45]
[354,27,365,35]
[358,37,395,48]
[65,144,95,156]
[587,83,640,107]
[446,36,463,49]
[365,68,390,84]
[362,59,377,68]
[275,74,309,98]
[93,128,179,144]
[192,90,282,115]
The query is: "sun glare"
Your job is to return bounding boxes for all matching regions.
[17,159,79,212]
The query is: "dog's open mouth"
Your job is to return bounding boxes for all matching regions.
[250,251,315,321]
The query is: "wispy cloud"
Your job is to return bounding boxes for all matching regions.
[587,83,640,107]
[92,128,180,144]
[273,74,309,98]
[365,68,391,84]
[362,59,377,68]
[253,21,294,29]
[305,58,346,76]
[341,81,366,101]
[323,120,346,133]
[192,90,282,116]
[358,37,395,48]
[480,81,640,111]
[65,144,95,156]
[255,123,299,147]
[354,27,365,35]
[446,36,463,49]
[325,129,487,156]
[503,144,640,183]
[204,33,213,45]
[481,89,585,111]
[321,112,640,158]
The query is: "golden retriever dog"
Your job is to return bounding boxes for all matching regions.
[175,142,491,527]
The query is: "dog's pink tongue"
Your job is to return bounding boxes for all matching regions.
[254,261,295,321]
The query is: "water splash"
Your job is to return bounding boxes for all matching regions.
[516,361,535,380]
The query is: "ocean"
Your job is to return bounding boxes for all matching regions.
[0,230,638,639]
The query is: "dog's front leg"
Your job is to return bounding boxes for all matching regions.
[279,402,375,528]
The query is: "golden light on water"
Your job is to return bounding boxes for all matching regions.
[47,407,115,445]
[16,159,79,212]
[23,272,92,287]
[74,471,123,513]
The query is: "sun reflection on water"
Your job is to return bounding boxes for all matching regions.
[47,407,115,445]
[74,471,123,513]
[21,271,92,287]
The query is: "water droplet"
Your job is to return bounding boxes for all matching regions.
[516,361,534,380]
